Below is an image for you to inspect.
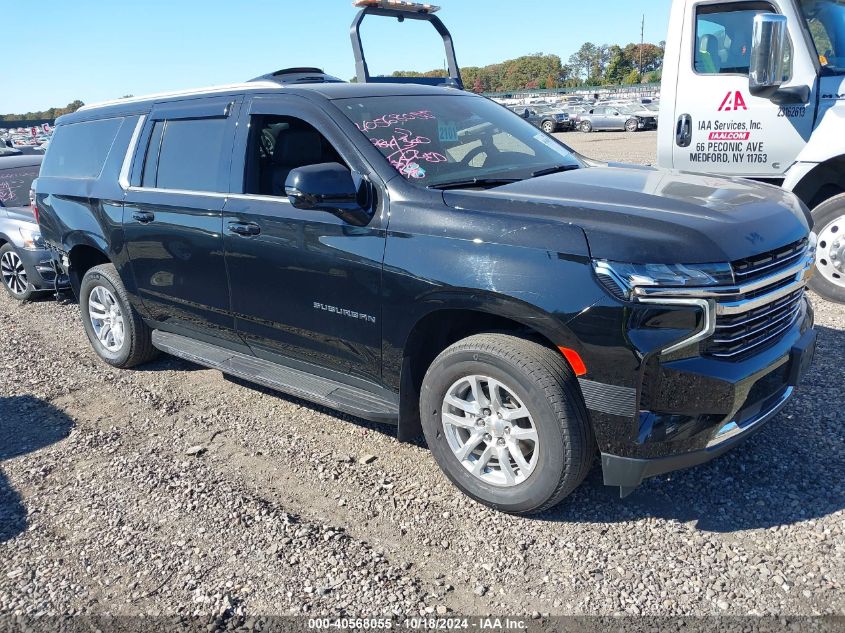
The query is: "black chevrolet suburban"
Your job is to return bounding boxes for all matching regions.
[35,3,817,514]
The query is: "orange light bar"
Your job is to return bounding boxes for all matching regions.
[559,347,588,377]
[353,0,441,13]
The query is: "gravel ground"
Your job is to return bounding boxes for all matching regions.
[1,133,843,622]
[553,129,659,165]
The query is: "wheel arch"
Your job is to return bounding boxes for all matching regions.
[788,155,845,210]
[67,242,112,297]
[396,303,584,442]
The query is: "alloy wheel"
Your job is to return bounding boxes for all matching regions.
[441,375,539,487]
[1,250,28,296]
[88,285,126,352]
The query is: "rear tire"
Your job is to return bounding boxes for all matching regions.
[810,193,845,304]
[420,334,594,515]
[80,263,158,368]
[580,120,593,133]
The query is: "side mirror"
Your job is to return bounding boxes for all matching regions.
[749,13,787,98]
[521,109,530,119]
[285,162,371,226]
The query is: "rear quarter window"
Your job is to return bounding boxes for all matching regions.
[40,117,123,179]
[0,165,40,207]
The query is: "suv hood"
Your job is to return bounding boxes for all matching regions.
[441,165,810,264]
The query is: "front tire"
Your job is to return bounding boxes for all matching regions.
[0,243,35,301]
[542,120,556,134]
[811,193,845,303]
[580,120,593,133]
[80,263,158,368]
[420,334,594,515]
[625,118,639,133]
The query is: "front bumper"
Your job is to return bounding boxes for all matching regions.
[601,331,809,493]
[564,251,816,493]
[598,316,815,492]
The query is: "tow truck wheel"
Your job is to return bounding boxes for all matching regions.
[810,193,845,304]
[419,334,594,515]
[542,120,555,134]
[580,120,593,133]
[625,118,639,133]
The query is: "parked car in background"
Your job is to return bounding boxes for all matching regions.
[0,155,66,300]
[509,105,573,133]
[619,104,658,130]
[534,106,574,133]
[577,106,641,133]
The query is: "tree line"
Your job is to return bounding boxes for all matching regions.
[3,41,665,121]
[392,40,665,93]
[0,100,85,123]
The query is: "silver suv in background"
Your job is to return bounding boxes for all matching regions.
[575,106,641,133]
[0,155,66,300]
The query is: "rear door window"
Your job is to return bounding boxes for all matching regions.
[0,165,40,207]
[148,118,228,192]
[40,117,123,178]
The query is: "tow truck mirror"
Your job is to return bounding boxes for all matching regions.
[285,163,372,226]
[749,13,787,98]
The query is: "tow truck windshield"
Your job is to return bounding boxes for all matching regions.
[800,0,845,73]
[334,95,581,188]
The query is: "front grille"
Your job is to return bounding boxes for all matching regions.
[731,238,807,283]
[705,288,804,359]
[703,240,810,360]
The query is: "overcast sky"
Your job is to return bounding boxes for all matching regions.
[2,0,673,113]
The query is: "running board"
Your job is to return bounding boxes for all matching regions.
[151,330,399,424]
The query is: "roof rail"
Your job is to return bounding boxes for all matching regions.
[249,67,345,85]
[350,1,463,89]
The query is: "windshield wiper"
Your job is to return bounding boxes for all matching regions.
[530,164,581,178]
[428,178,520,190]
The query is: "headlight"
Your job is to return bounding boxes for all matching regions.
[19,228,45,250]
[593,260,733,300]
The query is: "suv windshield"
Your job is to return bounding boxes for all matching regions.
[334,95,581,187]
[800,0,845,74]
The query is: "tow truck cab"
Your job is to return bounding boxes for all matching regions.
[658,0,845,303]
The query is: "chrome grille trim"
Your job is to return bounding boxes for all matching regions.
[633,241,813,360]
[711,302,801,346]
[715,277,806,316]
[732,238,808,282]
[634,251,812,300]
[713,289,802,330]
[707,307,802,359]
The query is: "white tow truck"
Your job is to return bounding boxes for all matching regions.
[657,0,845,302]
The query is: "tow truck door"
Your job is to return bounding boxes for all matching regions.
[670,0,815,178]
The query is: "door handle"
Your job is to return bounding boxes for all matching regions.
[227,222,261,237]
[132,211,155,224]
[676,114,692,148]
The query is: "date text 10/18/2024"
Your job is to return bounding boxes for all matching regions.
[308,616,529,630]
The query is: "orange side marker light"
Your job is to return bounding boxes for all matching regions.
[559,347,587,377]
